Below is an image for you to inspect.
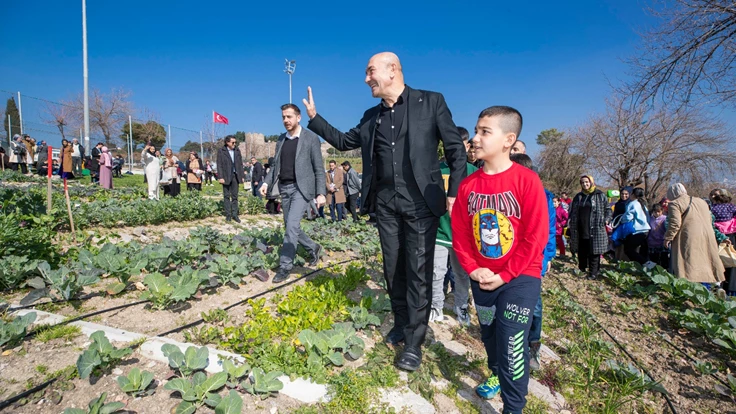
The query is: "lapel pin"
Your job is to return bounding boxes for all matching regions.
[418,98,423,102]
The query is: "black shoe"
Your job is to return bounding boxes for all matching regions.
[384,327,405,345]
[225,217,231,222]
[272,269,291,283]
[586,273,598,280]
[308,244,323,267]
[396,347,422,371]
[232,216,241,223]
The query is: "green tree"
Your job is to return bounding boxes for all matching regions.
[264,134,280,142]
[120,120,166,150]
[179,140,201,153]
[536,128,565,146]
[234,131,246,143]
[4,97,21,144]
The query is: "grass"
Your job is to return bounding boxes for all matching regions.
[34,324,82,343]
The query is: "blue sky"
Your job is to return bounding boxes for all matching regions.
[0,0,685,155]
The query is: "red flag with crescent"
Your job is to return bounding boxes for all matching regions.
[213,111,229,125]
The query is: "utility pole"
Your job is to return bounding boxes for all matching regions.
[284,59,296,103]
[82,0,90,150]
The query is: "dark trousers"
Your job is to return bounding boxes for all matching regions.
[252,183,261,198]
[10,163,28,174]
[623,232,649,265]
[376,193,439,350]
[187,183,202,191]
[577,238,600,277]
[223,180,240,219]
[72,157,82,176]
[205,172,213,184]
[346,193,359,221]
[472,275,541,414]
[163,182,180,197]
[329,199,344,221]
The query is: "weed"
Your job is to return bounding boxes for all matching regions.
[524,394,550,414]
[35,324,82,343]
[35,364,49,374]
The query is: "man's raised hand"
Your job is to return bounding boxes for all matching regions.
[302,86,317,120]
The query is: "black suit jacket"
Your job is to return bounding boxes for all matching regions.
[216,146,245,185]
[307,85,467,217]
[251,161,264,184]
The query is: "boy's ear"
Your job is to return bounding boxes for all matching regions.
[503,133,517,149]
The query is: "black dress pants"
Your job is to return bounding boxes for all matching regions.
[346,193,359,222]
[577,237,600,277]
[222,180,239,219]
[623,232,649,265]
[376,192,439,350]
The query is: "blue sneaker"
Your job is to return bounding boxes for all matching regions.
[476,375,501,399]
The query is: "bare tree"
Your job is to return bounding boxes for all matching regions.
[570,93,735,202]
[73,88,133,147]
[43,101,78,141]
[628,0,736,107]
[536,128,586,194]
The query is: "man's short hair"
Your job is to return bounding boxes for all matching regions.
[281,103,301,115]
[224,134,236,143]
[329,160,337,165]
[341,161,351,167]
[514,140,526,150]
[457,126,470,141]
[509,153,533,170]
[478,106,523,138]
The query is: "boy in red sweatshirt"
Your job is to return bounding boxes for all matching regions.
[451,106,548,413]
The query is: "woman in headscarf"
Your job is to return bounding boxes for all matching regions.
[57,139,74,179]
[709,188,736,295]
[99,146,113,189]
[568,175,612,279]
[663,183,724,286]
[162,148,180,197]
[142,143,160,200]
[612,186,633,260]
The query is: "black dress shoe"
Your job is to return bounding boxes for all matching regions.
[225,217,231,222]
[233,216,241,223]
[384,327,405,345]
[308,244,323,267]
[272,269,290,283]
[396,347,422,371]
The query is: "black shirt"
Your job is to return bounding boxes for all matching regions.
[373,86,421,201]
[279,137,299,185]
[578,194,593,240]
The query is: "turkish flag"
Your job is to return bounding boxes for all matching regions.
[213,111,229,125]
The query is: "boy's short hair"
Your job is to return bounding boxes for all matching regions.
[509,153,533,169]
[552,196,559,202]
[457,126,470,141]
[652,204,663,213]
[478,106,523,138]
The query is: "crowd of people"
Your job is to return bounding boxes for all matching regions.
[3,51,736,414]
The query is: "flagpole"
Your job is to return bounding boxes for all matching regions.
[211,110,215,158]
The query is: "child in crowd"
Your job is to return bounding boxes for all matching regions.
[648,204,669,268]
[452,106,548,413]
[553,197,569,256]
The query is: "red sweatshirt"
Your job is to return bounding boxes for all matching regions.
[451,163,549,282]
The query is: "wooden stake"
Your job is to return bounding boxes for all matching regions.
[64,177,75,233]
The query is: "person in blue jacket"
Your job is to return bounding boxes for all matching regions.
[621,187,656,269]
[510,153,555,372]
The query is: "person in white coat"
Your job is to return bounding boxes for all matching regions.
[142,144,160,200]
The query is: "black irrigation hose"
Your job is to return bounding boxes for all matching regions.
[548,273,679,414]
[0,258,357,411]
[153,258,356,338]
[657,332,733,390]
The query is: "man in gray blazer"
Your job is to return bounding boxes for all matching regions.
[261,103,326,283]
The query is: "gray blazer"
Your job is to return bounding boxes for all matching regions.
[264,127,325,201]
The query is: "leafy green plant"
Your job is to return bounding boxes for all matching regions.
[183,326,223,346]
[117,367,155,396]
[76,331,133,379]
[616,302,638,314]
[201,309,229,325]
[21,262,102,305]
[140,268,205,310]
[62,392,125,414]
[221,358,250,388]
[0,255,40,291]
[299,322,366,369]
[0,312,36,348]
[207,254,261,286]
[605,360,667,394]
[164,371,228,413]
[77,244,147,295]
[348,306,382,330]
[162,344,209,378]
[35,323,82,343]
[240,367,284,399]
[693,360,718,376]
